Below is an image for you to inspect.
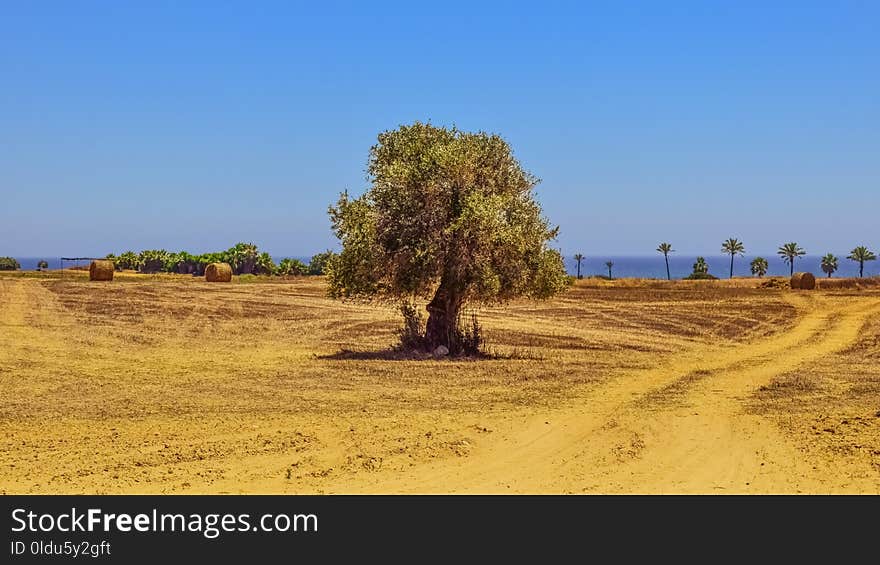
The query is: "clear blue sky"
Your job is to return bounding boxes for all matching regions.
[2,1,877,257]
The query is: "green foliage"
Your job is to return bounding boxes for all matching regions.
[113,251,139,271]
[777,242,806,275]
[721,238,745,256]
[820,253,838,277]
[308,250,335,275]
[327,123,568,304]
[138,249,170,273]
[721,238,745,278]
[327,123,568,352]
[106,244,321,278]
[657,242,673,280]
[684,272,718,280]
[0,257,21,271]
[228,242,259,275]
[687,256,716,279]
[692,256,709,275]
[396,302,426,351]
[37,260,49,270]
[847,246,876,277]
[847,246,876,262]
[750,257,769,277]
[573,253,584,279]
[457,310,484,356]
[276,258,309,276]
[255,252,276,275]
[656,242,673,255]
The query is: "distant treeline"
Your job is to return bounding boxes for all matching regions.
[0,257,21,271]
[105,243,334,276]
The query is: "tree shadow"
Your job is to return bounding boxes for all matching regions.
[317,347,500,362]
[317,348,429,361]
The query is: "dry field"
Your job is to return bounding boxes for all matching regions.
[1,271,879,494]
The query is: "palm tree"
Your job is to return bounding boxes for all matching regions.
[721,238,745,278]
[693,256,709,275]
[847,246,876,278]
[820,253,838,278]
[605,261,614,279]
[777,242,806,276]
[656,243,673,280]
[36,260,48,271]
[750,257,768,277]
[573,253,585,280]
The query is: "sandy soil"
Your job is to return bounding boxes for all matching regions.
[1,272,878,493]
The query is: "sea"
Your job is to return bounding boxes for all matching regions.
[11,255,877,280]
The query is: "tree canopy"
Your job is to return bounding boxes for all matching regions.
[327,123,568,351]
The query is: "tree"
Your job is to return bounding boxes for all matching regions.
[721,238,745,279]
[255,252,276,275]
[0,257,21,271]
[37,260,49,271]
[750,257,768,277]
[228,242,259,275]
[777,242,806,276]
[277,258,309,276]
[605,261,614,279]
[308,250,336,275]
[573,253,585,279]
[327,123,568,353]
[116,251,139,271]
[138,249,169,273]
[847,246,876,278]
[656,243,673,280]
[820,253,838,278]
[685,257,716,280]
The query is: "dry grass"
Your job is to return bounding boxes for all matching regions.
[1,271,878,493]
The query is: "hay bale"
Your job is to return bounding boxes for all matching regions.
[791,272,816,290]
[205,262,232,282]
[89,260,114,281]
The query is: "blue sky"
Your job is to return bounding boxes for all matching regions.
[2,1,877,257]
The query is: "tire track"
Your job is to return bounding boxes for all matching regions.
[331,293,880,493]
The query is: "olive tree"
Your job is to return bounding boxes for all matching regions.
[327,123,568,352]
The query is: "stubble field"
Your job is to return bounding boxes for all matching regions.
[1,272,879,494]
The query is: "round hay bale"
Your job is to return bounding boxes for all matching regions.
[791,272,815,290]
[205,262,232,282]
[89,260,114,281]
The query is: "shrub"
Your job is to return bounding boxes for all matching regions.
[456,310,484,356]
[684,272,718,280]
[308,251,336,275]
[138,249,170,273]
[684,257,716,279]
[276,258,309,276]
[255,252,276,275]
[396,302,426,351]
[0,257,20,271]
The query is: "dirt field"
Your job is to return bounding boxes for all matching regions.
[2,272,879,494]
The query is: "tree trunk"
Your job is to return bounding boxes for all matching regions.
[576,262,581,279]
[424,281,462,351]
[790,261,794,276]
[729,254,734,279]
[665,256,670,280]
[860,261,864,277]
